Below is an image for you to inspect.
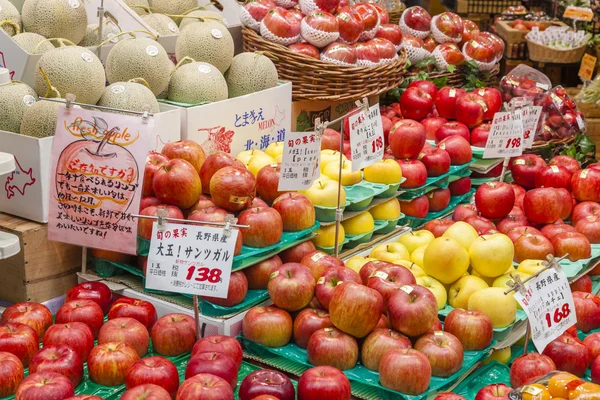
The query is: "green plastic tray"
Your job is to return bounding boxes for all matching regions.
[557,244,600,278]
[398,189,475,229]
[439,305,528,336]
[242,337,494,400]
[374,215,405,235]
[314,202,350,223]
[343,220,388,249]
[453,362,511,400]
[398,159,474,201]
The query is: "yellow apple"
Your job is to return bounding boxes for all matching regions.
[398,230,435,254]
[312,223,345,248]
[302,179,346,208]
[236,149,267,165]
[370,242,410,263]
[442,221,479,251]
[410,245,427,268]
[469,233,515,278]
[442,271,469,292]
[323,160,362,186]
[517,259,546,275]
[247,152,276,176]
[448,275,489,309]
[346,256,377,274]
[504,265,517,275]
[484,347,511,365]
[265,142,284,159]
[423,237,470,284]
[275,154,283,163]
[320,150,347,172]
[469,269,496,286]
[417,276,447,309]
[468,287,517,328]
[402,262,427,278]
[364,159,402,184]
[342,211,374,235]
[370,198,401,220]
[493,272,531,310]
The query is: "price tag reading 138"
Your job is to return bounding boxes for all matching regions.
[145,222,238,298]
[483,111,525,159]
[514,267,576,352]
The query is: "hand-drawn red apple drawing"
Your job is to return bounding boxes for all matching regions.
[55,116,139,227]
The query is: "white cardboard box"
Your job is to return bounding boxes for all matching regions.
[167,82,292,156]
[0,104,181,223]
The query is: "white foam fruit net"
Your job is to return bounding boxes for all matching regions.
[359,24,380,41]
[379,54,398,64]
[299,0,320,16]
[357,58,380,67]
[275,0,298,8]
[432,45,450,70]
[399,14,429,39]
[401,42,430,63]
[260,20,301,45]
[320,53,357,66]
[301,19,340,48]
[240,6,261,31]
[462,43,496,72]
[430,15,461,44]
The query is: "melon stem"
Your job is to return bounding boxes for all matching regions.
[0,20,21,36]
[38,67,61,98]
[97,30,158,48]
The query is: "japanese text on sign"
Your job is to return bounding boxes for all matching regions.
[483,111,525,159]
[521,106,543,149]
[278,131,321,191]
[145,222,238,298]
[349,104,385,172]
[514,268,576,352]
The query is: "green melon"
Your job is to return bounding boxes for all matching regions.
[179,10,226,30]
[98,81,160,114]
[157,59,174,99]
[11,32,54,54]
[123,0,150,15]
[106,38,172,96]
[168,61,227,104]
[0,0,21,36]
[79,21,121,47]
[22,0,88,45]
[0,81,37,133]
[19,99,61,138]
[140,13,179,36]
[175,21,234,73]
[149,0,197,22]
[34,46,106,105]
[225,52,278,98]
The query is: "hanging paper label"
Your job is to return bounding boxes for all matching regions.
[563,6,594,21]
[579,54,597,82]
[483,111,524,159]
[145,222,237,298]
[278,131,321,191]
[514,267,576,353]
[522,106,543,149]
[349,104,385,172]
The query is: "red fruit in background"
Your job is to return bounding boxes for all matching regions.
[297,366,351,400]
[192,336,243,371]
[571,275,593,293]
[121,384,171,400]
[470,123,491,147]
[388,284,438,337]
[427,188,451,212]
[56,300,104,338]
[293,308,333,349]
[401,195,429,218]
[320,128,342,151]
[475,182,515,219]
[359,260,390,285]
[376,24,402,48]
[273,192,316,232]
[475,88,502,121]
[88,342,140,386]
[455,93,487,128]
[125,357,179,399]
[464,215,495,235]
[29,345,83,387]
[268,263,316,312]
[161,140,205,174]
[316,266,361,310]
[353,3,380,37]
[242,306,293,348]
[255,163,285,205]
[389,119,426,159]
[542,334,590,377]
[238,207,283,248]
[435,87,466,119]
[449,176,471,196]
[584,332,600,366]
[397,159,427,189]
[400,87,434,121]
[98,317,149,358]
[423,35,438,52]
[328,281,383,338]
[444,309,493,351]
[138,205,184,240]
[510,353,556,388]
[461,19,480,45]
[572,291,600,333]
[43,323,94,362]
[507,226,542,243]
[261,7,301,42]
[0,323,38,367]
[402,34,425,49]
[497,214,530,234]
[367,264,416,311]
[474,384,512,400]
[414,331,464,378]
[535,165,572,189]
[66,282,112,315]
[549,155,580,175]
[143,152,168,197]
[453,204,478,222]
[422,117,448,141]
[242,0,277,28]
[514,234,554,263]
[408,80,438,100]
[0,351,23,397]
[16,372,74,400]
[369,38,397,61]
[551,232,591,262]
[419,147,451,177]
[572,168,600,202]
[360,328,411,371]
[434,12,463,40]
[239,370,294,400]
[463,35,496,63]
[140,196,161,211]
[185,352,238,388]
[151,314,196,357]
[573,201,600,225]
[152,159,202,210]
[434,43,465,65]
[210,166,256,212]
[176,373,234,400]
[510,154,546,189]
[438,136,472,165]
[523,188,562,224]
[306,327,358,370]
[336,6,364,44]
[371,3,389,24]
[108,297,158,331]
[402,6,431,32]
[0,302,52,340]
[201,271,248,308]
[300,251,344,281]
[576,215,600,244]
[184,194,216,216]
[379,348,431,395]
[435,121,470,143]
[478,32,504,60]
[289,43,320,59]
[424,219,454,237]
[321,42,357,65]
[301,11,340,48]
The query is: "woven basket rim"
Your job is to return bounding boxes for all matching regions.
[526,38,588,52]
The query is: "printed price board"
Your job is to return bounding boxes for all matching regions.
[349,104,385,172]
[483,111,524,159]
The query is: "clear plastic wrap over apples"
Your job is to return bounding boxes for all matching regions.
[399,6,431,39]
[354,41,380,67]
[537,86,586,141]
[320,41,358,65]
[430,12,464,44]
[499,64,551,104]
[507,370,600,400]
[400,34,430,63]
[300,11,340,47]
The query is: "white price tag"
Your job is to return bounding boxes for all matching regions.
[278,131,321,191]
[483,111,524,159]
[514,268,576,353]
[349,104,385,172]
[522,106,542,149]
[145,223,238,298]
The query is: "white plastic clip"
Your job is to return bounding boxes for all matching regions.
[356,97,369,115]
[142,105,151,124]
[223,214,237,238]
[544,254,564,272]
[335,209,343,222]
[65,93,76,111]
[507,273,527,296]
[97,6,105,18]
[157,208,168,232]
[314,117,327,138]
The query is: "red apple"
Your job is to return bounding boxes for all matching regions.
[329,281,383,338]
[453,204,478,222]
[444,309,493,351]
[143,152,169,197]
[551,232,591,261]
[43,323,94,363]
[210,166,256,212]
[256,164,286,205]
[121,384,172,400]
[16,372,74,400]
[152,159,202,209]
[497,214,530,234]
[0,323,38,367]
[401,195,429,218]
[367,264,416,311]
[379,348,431,395]
[573,201,600,225]
[541,223,577,242]
[98,317,150,357]
[535,165,572,189]
[289,43,320,59]
[191,336,243,373]
[297,366,351,400]
[427,188,451,212]
[475,88,502,121]
[138,205,184,240]
[29,345,83,387]
[389,119,426,159]
[435,121,470,143]
[125,357,179,399]
[188,206,227,224]
[542,334,590,377]
[88,342,140,386]
[434,11,463,40]
[140,196,161,212]
[555,188,574,220]
[185,351,237,388]
[176,373,234,400]
[435,393,466,400]
[320,128,342,151]
[419,147,451,177]
[571,275,593,293]
[199,152,245,195]
[464,215,495,235]
[422,117,448,141]
[424,219,454,237]
[238,370,294,400]
[415,331,464,377]
[510,352,556,388]
[400,87,434,121]
[435,87,466,120]
[184,194,217,215]
[359,260,390,285]
[514,234,554,263]
[301,251,344,281]
[592,357,600,384]
[292,308,333,349]
[507,226,542,243]
[201,270,248,308]
[572,168,600,202]
[576,215,600,244]
[272,193,315,232]
[244,255,283,290]
[336,6,364,44]
[268,263,315,312]
[474,384,512,400]
[242,306,292,348]
[475,182,515,219]
[470,123,491,147]
[0,302,52,340]
[397,159,427,189]
[584,332,600,366]
[108,297,157,331]
[572,291,600,333]
[376,24,402,51]
[408,80,438,99]
[388,284,438,337]
[0,351,23,397]
[56,300,104,338]
[161,140,205,174]
[549,155,580,175]
[66,282,113,316]
[151,314,196,357]
[449,176,471,196]
[402,6,431,32]
[523,188,562,224]
[510,154,547,189]
[238,207,283,248]
[361,328,411,371]
[353,3,379,39]
[438,136,472,165]
[315,266,360,310]
[307,327,358,370]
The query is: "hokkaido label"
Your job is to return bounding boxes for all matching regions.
[278,131,321,191]
[483,111,524,159]
[146,223,238,298]
[349,104,385,172]
[514,268,576,352]
[48,107,152,254]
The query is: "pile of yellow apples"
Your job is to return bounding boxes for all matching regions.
[345,222,545,330]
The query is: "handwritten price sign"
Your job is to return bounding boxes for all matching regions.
[278,131,321,191]
[483,111,525,159]
[145,223,238,298]
[522,106,542,149]
[514,267,576,352]
[349,104,385,172]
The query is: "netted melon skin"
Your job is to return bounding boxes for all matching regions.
[150,0,197,23]
[0,0,22,36]
[19,100,61,138]
[98,82,160,114]
[22,0,88,45]
[79,23,121,47]
[34,46,106,105]
[0,82,37,134]
[225,52,278,98]
[168,62,228,104]
[140,13,180,36]
[175,21,234,73]
[179,10,226,30]
[123,0,150,15]
[12,32,54,54]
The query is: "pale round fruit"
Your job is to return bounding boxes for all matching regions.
[469,234,515,278]
[123,0,150,15]
[168,62,228,104]
[0,0,21,36]
[150,0,197,23]
[19,100,61,138]
[225,52,278,98]
[22,0,88,45]
[0,81,37,134]
[140,13,180,36]
[179,10,227,30]
[175,21,235,73]
[12,33,55,54]
[79,22,122,47]
[97,82,160,114]
[422,237,470,284]
[468,287,517,329]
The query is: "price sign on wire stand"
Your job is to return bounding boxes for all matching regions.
[483,110,525,159]
[349,104,385,172]
[278,131,321,191]
[145,222,238,298]
[522,106,543,149]
[514,267,576,352]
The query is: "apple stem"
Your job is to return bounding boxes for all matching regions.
[94,128,119,157]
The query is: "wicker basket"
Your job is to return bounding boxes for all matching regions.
[388,2,406,25]
[242,28,408,102]
[526,39,588,64]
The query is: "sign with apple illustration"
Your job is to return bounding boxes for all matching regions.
[48,107,152,255]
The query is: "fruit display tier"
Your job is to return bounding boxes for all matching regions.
[407,64,500,90]
[242,28,408,102]
[398,160,474,201]
[399,189,475,229]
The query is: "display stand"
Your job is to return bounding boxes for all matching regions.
[0,152,20,260]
